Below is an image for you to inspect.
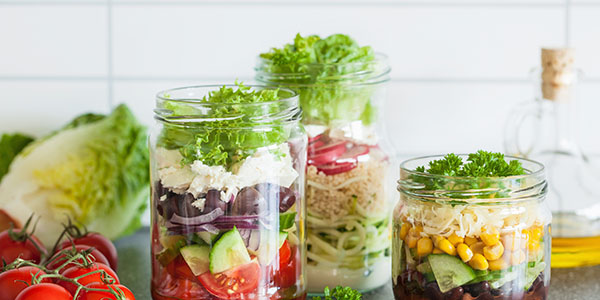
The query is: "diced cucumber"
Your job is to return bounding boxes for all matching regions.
[180,245,210,276]
[209,227,251,274]
[156,238,187,267]
[427,254,476,293]
[524,262,546,291]
[257,231,289,265]
[196,232,218,245]
[417,262,436,283]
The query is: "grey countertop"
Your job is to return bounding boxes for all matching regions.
[115,229,600,300]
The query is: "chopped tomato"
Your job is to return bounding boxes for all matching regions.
[166,255,196,281]
[275,244,298,289]
[197,259,260,299]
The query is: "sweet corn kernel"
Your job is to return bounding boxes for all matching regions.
[511,250,526,265]
[414,225,424,233]
[417,237,434,257]
[399,223,411,240]
[488,258,509,271]
[437,238,457,256]
[481,226,500,246]
[470,242,485,255]
[483,243,504,261]
[448,233,464,246]
[406,233,419,249]
[433,248,443,254]
[465,236,478,246]
[469,254,489,270]
[528,240,540,252]
[432,236,445,247]
[530,227,543,241]
[456,243,473,262]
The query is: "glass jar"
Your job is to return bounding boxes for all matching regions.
[256,54,393,293]
[504,48,600,268]
[394,155,551,300]
[149,85,307,300]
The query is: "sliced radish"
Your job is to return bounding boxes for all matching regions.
[317,161,358,176]
[336,144,370,162]
[308,141,348,166]
[308,134,323,144]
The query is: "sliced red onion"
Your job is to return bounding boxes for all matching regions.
[169,207,224,225]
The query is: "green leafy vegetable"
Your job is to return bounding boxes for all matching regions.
[412,150,526,198]
[259,33,379,126]
[279,212,297,231]
[158,83,291,169]
[312,286,362,300]
[0,104,149,247]
[0,133,34,182]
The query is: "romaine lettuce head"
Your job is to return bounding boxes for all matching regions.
[0,104,149,247]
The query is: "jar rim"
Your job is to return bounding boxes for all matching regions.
[398,154,547,204]
[399,154,545,181]
[255,53,391,87]
[154,84,302,127]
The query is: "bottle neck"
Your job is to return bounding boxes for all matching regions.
[538,84,578,151]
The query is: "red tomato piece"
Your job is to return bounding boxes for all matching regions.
[166,255,196,281]
[0,266,50,300]
[276,245,298,289]
[75,283,135,300]
[47,245,110,272]
[58,233,118,271]
[15,283,72,300]
[58,263,119,295]
[197,259,260,299]
[0,230,46,265]
[279,240,292,266]
[152,269,211,300]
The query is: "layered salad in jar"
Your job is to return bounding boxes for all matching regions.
[394,152,551,300]
[257,34,392,292]
[150,84,307,300]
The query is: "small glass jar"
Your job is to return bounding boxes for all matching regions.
[393,155,551,300]
[149,85,307,300]
[256,54,393,293]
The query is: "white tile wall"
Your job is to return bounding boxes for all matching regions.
[1,0,599,157]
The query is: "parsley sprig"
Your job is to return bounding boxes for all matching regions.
[412,151,526,198]
[312,286,362,300]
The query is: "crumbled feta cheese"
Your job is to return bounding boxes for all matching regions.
[235,144,299,188]
[189,162,241,201]
[158,166,195,194]
[191,198,206,211]
[155,148,183,169]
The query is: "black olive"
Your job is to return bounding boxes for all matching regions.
[464,281,491,298]
[443,286,464,300]
[423,282,444,300]
[254,183,296,212]
[204,189,227,213]
[232,187,266,215]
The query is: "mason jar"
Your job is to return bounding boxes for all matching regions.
[149,85,307,300]
[393,155,551,300]
[256,54,393,293]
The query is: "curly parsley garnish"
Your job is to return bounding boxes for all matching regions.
[312,286,362,300]
[157,83,290,169]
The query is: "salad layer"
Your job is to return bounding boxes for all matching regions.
[150,84,306,300]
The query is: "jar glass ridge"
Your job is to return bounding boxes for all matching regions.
[393,155,551,300]
[257,54,394,293]
[149,85,307,300]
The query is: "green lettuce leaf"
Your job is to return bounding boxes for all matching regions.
[0,133,34,182]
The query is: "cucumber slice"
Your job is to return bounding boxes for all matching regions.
[524,262,546,291]
[156,238,187,267]
[196,232,218,245]
[209,227,251,274]
[180,245,210,276]
[427,254,476,293]
[417,262,435,283]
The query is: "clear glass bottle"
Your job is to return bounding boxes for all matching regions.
[149,85,307,300]
[504,48,600,268]
[256,54,393,293]
[394,155,551,300]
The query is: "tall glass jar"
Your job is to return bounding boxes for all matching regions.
[149,85,307,300]
[256,54,393,293]
[504,48,600,268]
[394,155,551,300]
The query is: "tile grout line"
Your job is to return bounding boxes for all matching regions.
[0,1,587,6]
[107,0,114,109]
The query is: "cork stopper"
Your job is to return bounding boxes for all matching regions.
[541,48,575,100]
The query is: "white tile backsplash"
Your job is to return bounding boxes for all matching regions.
[0,5,108,77]
[0,81,109,136]
[0,0,599,156]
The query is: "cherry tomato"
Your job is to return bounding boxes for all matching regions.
[0,266,50,300]
[15,283,72,300]
[47,245,110,272]
[276,244,298,289]
[59,263,119,295]
[166,255,196,281]
[197,259,260,299]
[75,283,135,300]
[0,230,46,264]
[278,240,292,266]
[58,233,118,271]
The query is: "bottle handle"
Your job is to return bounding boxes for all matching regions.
[503,101,541,157]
